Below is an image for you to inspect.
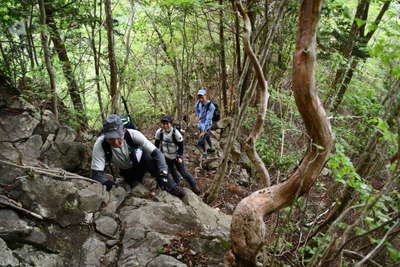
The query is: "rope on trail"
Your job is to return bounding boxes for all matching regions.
[0,159,100,184]
[0,194,44,220]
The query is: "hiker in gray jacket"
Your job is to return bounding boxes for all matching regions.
[91,114,184,198]
[155,115,201,195]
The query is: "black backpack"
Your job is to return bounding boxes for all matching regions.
[101,130,139,164]
[198,101,220,122]
[101,115,139,166]
[119,115,137,130]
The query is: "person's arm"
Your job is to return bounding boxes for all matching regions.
[174,130,184,158]
[91,138,115,190]
[129,130,168,174]
[154,129,161,149]
[204,102,215,131]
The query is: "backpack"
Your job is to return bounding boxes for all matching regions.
[101,115,139,166]
[158,128,181,151]
[197,101,220,122]
[101,130,139,164]
[119,115,137,130]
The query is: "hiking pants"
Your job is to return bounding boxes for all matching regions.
[166,158,196,187]
[197,131,212,153]
[119,150,177,192]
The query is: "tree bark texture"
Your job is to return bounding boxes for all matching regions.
[235,0,271,187]
[39,0,58,121]
[104,0,119,114]
[206,0,288,203]
[44,1,86,124]
[219,0,228,113]
[226,0,333,265]
[90,0,105,120]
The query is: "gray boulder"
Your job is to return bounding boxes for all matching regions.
[147,255,187,267]
[0,112,39,142]
[81,235,106,267]
[13,244,63,267]
[15,134,43,164]
[0,209,32,242]
[15,176,86,227]
[0,238,19,267]
[40,141,90,172]
[95,216,118,237]
[54,125,76,143]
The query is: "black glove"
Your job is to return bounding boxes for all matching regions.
[103,180,116,191]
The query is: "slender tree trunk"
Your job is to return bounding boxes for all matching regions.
[235,0,271,187]
[328,0,392,111]
[331,58,359,112]
[39,0,58,120]
[225,1,333,265]
[90,0,105,120]
[104,0,119,114]
[44,1,86,124]
[219,0,228,113]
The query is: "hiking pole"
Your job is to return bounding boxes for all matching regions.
[121,95,137,129]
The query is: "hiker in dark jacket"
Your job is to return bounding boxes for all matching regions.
[155,116,201,195]
[91,114,184,198]
[195,88,215,158]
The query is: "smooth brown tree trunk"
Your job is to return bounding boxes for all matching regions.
[104,0,119,114]
[226,0,333,265]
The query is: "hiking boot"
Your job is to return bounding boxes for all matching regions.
[191,184,201,195]
[202,153,208,159]
[169,186,185,198]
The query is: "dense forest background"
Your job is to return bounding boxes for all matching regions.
[0,0,399,266]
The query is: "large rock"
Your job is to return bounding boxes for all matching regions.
[81,235,106,267]
[117,190,231,266]
[13,244,63,267]
[34,109,60,139]
[15,134,43,164]
[0,142,20,165]
[40,141,90,172]
[0,161,26,196]
[147,255,187,267]
[0,112,39,142]
[0,209,32,242]
[95,216,118,237]
[0,238,19,266]
[54,126,76,143]
[78,183,107,213]
[14,176,86,227]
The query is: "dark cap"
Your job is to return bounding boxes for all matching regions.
[103,114,124,139]
[160,115,173,123]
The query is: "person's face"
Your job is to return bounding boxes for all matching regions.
[106,136,124,148]
[161,121,172,132]
[197,95,206,104]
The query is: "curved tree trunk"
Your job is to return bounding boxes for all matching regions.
[235,0,271,187]
[226,0,333,265]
